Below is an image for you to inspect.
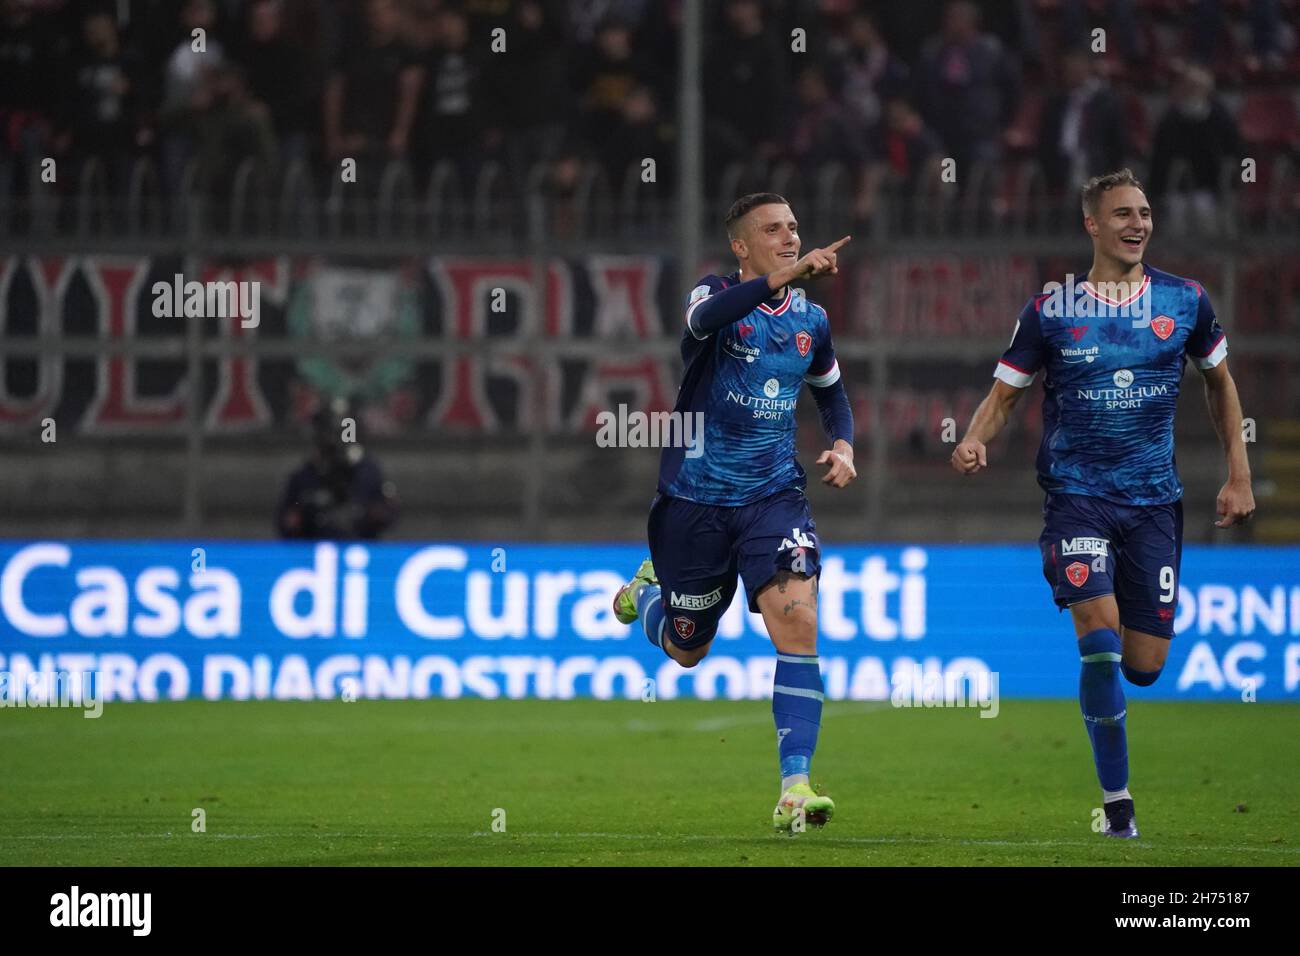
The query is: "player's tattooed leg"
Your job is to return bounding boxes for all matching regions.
[766,569,819,618]
[758,571,818,656]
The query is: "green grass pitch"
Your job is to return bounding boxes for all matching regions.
[1,698,1296,866]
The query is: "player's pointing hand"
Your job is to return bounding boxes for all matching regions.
[793,236,851,280]
[951,439,988,476]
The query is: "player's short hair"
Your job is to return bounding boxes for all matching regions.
[1081,169,1146,217]
[725,192,790,238]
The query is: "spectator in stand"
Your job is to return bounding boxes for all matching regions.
[1148,65,1242,234]
[479,1,572,186]
[418,4,496,183]
[597,83,675,192]
[788,64,870,170]
[1059,0,1145,61]
[703,0,787,187]
[323,0,423,184]
[161,0,225,116]
[158,0,226,194]
[56,10,141,196]
[915,0,1020,185]
[879,96,943,191]
[233,0,316,168]
[0,0,56,202]
[860,96,944,225]
[1038,50,1126,196]
[1189,0,1288,73]
[571,15,663,146]
[1243,0,1288,73]
[829,11,910,135]
[191,63,278,203]
[787,64,878,222]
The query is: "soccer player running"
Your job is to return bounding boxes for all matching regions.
[951,169,1255,838]
[612,193,857,831]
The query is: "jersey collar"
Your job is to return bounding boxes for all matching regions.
[730,271,794,315]
[756,286,793,315]
[1079,264,1150,307]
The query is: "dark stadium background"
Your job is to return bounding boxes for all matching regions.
[0,0,1295,543]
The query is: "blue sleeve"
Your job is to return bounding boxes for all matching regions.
[685,275,776,338]
[994,298,1047,387]
[810,378,853,445]
[1186,283,1228,369]
[805,318,853,444]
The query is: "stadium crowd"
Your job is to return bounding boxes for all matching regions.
[1,0,1296,225]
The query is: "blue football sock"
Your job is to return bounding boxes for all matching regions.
[773,653,823,788]
[1079,628,1128,793]
[635,583,667,652]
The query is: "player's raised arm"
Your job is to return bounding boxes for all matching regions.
[952,300,1045,475]
[687,237,853,340]
[686,275,787,339]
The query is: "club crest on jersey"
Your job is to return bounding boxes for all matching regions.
[1065,561,1089,587]
[795,330,812,356]
[673,617,696,639]
[1068,326,1089,342]
[1151,315,1175,340]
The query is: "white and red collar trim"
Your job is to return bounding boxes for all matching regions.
[1080,274,1149,307]
[757,288,793,315]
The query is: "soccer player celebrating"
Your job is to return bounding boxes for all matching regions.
[612,193,857,831]
[951,169,1255,838]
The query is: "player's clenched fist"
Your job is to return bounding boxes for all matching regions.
[1214,477,1255,527]
[793,235,851,280]
[951,439,988,475]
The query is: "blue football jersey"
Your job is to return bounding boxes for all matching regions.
[995,264,1228,505]
[658,273,841,506]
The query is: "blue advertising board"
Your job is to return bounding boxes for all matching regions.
[1,540,1297,704]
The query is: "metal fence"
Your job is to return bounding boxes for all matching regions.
[4,152,1298,249]
[1,157,1297,543]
